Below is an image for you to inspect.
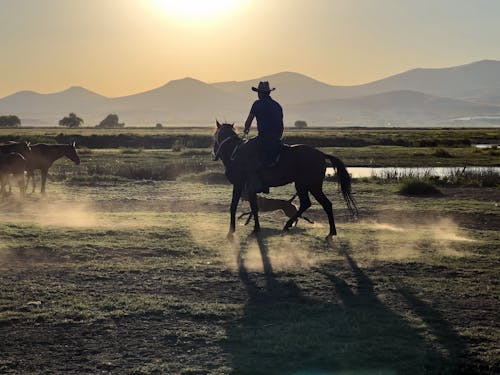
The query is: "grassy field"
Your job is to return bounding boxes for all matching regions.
[0,127,499,374]
[1,126,499,149]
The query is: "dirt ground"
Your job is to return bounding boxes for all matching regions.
[0,181,498,374]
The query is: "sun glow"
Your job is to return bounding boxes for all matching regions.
[154,0,242,22]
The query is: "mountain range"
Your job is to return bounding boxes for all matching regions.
[1,60,500,127]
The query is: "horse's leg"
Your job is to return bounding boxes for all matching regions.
[310,186,337,239]
[248,191,260,234]
[8,174,12,194]
[40,169,48,194]
[237,211,254,226]
[228,185,242,238]
[0,175,5,198]
[283,187,311,232]
[16,173,25,198]
[26,169,35,193]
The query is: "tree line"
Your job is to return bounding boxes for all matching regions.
[0,113,144,128]
[1,113,307,128]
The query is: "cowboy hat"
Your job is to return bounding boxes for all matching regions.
[252,81,275,93]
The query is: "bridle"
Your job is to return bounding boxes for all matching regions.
[212,127,241,161]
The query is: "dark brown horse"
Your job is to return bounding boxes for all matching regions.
[25,142,80,193]
[0,141,31,157]
[213,122,357,240]
[0,153,27,197]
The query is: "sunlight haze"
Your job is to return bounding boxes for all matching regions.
[1,0,499,97]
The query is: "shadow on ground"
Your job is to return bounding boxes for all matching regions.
[226,235,469,375]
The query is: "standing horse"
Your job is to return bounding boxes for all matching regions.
[212,122,357,240]
[0,141,31,157]
[0,141,31,194]
[25,142,80,193]
[0,153,27,197]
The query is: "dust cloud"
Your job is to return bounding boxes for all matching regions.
[0,195,98,228]
[185,213,329,272]
[363,216,474,260]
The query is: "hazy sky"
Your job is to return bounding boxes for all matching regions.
[1,0,499,98]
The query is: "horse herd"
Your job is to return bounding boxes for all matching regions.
[0,141,80,197]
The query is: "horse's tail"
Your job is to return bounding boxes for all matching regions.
[322,153,358,218]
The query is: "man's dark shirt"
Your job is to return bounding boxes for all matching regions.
[250,96,284,138]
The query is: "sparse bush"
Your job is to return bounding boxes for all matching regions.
[435,168,499,187]
[399,179,442,196]
[294,120,308,128]
[85,160,206,181]
[171,140,184,152]
[155,123,163,129]
[66,174,129,186]
[433,148,453,158]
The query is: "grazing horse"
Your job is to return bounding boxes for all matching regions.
[25,142,80,193]
[212,122,357,240]
[0,153,27,197]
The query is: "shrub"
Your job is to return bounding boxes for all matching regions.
[294,120,308,128]
[171,140,184,152]
[436,168,500,187]
[399,179,442,196]
[433,148,453,158]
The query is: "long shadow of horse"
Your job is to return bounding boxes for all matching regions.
[226,236,468,375]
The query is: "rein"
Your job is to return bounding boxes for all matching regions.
[212,133,241,161]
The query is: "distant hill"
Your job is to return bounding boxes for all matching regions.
[213,71,346,104]
[355,60,500,103]
[1,60,500,126]
[0,87,110,126]
[287,90,500,126]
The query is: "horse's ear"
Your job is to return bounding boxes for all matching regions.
[230,123,234,128]
[216,120,221,128]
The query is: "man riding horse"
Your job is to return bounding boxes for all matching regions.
[242,81,284,194]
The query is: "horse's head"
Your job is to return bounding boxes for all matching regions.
[65,142,81,165]
[212,120,237,161]
[10,141,31,156]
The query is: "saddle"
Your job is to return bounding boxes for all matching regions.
[263,142,290,168]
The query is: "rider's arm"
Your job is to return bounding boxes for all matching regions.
[244,112,254,134]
